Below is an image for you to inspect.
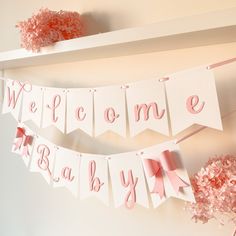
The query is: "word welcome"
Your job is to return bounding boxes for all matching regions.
[3,75,216,138]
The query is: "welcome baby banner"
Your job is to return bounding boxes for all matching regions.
[12,124,195,209]
[2,66,222,137]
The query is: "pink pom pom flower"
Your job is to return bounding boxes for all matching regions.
[186,155,236,227]
[16,8,84,52]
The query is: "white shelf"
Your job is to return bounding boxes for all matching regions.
[1,7,236,69]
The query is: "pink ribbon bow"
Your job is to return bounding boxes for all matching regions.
[14,127,33,157]
[143,150,189,199]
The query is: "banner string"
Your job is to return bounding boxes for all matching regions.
[176,109,236,144]
[0,56,235,85]
[161,57,236,82]
[207,57,236,70]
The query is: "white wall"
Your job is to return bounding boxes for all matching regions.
[0,1,236,236]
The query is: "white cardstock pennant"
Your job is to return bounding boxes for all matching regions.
[42,88,66,133]
[108,152,149,209]
[94,86,126,137]
[140,140,195,208]
[30,135,56,184]
[12,123,35,167]
[21,85,43,127]
[165,66,223,135]
[126,79,169,137]
[66,88,93,136]
[53,147,80,197]
[2,79,28,121]
[79,154,109,206]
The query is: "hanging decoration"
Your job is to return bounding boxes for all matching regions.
[12,126,34,166]
[165,66,222,135]
[0,57,235,222]
[1,65,223,138]
[16,8,84,51]
[11,123,195,209]
[185,155,236,228]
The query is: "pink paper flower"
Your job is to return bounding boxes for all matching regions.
[16,8,84,52]
[186,155,236,226]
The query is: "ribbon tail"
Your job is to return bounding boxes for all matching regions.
[166,171,189,194]
[22,146,30,157]
[14,138,23,151]
[152,171,165,199]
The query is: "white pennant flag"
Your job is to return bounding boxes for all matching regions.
[66,88,93,136]
[165,66,223,135]
[126,79,168,137]
[42,87,66,133]
[79,154,109,206]
[94,86,126,137]
[53,147,80,197]
[21,85,43,127]
[30,135,56,184]
[108,152,149,209]
[140,140,195,208]
[12,123,35,167]
[2,79,31,121]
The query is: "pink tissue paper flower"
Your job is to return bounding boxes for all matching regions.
[186,155,236,227]
[16,8,84,52]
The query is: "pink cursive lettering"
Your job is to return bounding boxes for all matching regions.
[7,80,31,109]
[37,144,52,177]
[120,170,138,209]
[186,95,205,114]
[88,160,104,192]
[75,106,86,121]
[104,107,119,123]
[134,102,165,122]
[61,167,75,182]
[29,101,37,113]
[46,95,61,123]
